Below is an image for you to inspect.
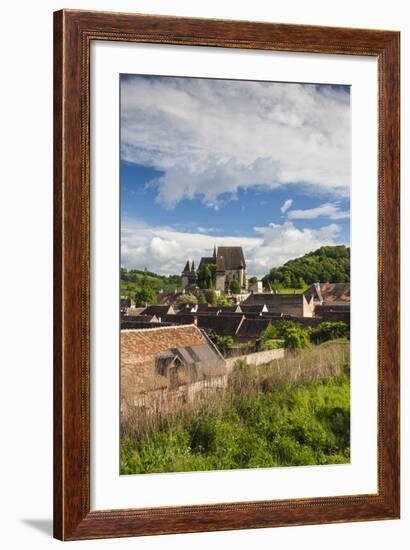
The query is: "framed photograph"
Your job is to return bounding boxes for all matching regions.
[54,9,400,540]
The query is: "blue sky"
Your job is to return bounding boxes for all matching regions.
[120,75,350,277]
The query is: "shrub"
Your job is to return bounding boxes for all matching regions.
[261,339,283,351]
[204,289,217,305]
[215,336,235,354]
[262,321,311,350]
[283,327,311,350]
[216,293,233,307]
[177,294,198,306]
[261,324,276,342]
[195,290,207,304]
[310,321,349,344]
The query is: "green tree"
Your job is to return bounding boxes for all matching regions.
[135,287,157,306]
[134,268,157,306]
[204,289,217,305]
[197,264,213,289]
[229,280,241,294]
[297,277,307,289]
[208,264,216,288]
[282,272,292,288]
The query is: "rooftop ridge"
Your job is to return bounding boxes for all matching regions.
[121,323,198,333]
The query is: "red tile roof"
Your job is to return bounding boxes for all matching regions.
[121,325,225,394]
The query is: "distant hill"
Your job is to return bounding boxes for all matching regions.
[121,268,181,298]
[262,245,350,289]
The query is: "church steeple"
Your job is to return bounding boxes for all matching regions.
[213,245,217,261]
[181,258,198,289]
[182,260,191,273]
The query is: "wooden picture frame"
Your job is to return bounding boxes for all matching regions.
[54,9,400,541]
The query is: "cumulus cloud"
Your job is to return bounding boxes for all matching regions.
[121,219,343,277]
[280,199,293,213]
[121,76,350,208]
[287,202,350,220]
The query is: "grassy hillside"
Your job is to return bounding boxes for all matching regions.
[263,245,350,289]
[121,269,181,299]
[121,343,350,474]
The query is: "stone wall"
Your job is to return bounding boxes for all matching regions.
[121,375,227,418]
[225,348,285,371]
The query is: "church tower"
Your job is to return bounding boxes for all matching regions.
[181,260,197,289]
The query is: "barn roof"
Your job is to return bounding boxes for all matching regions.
[244,293,305,305]
[142,304,175,317]
[121,314,159,325]
[303,283,350,303]
[123,307,146,317]
[319,283,350,303]
[218,312,245,319]
[196,314,244,336]
[315,303,350,313]
[236,319,271,339]
[157,292,183,306]
[219,305,242,313]
[197,304,221,313]
[239,304,266,314]
[162,313,197,324]
[303,283,323,303]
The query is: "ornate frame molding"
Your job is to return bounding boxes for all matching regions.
[54,9,400,540]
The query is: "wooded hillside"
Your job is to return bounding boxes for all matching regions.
[263,245,350,289]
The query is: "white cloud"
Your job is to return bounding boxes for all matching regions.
[121,219,343,278]
[287,202,350,220]
[121,77,350,208]
[197,226,221,234]
[280,199,293,213]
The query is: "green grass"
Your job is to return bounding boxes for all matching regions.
[121,369,350,474]
[273,286,308,294]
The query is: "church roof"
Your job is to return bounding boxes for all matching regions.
[216,247,246,270]
[198,256,215,269]
[216,254,225,271]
